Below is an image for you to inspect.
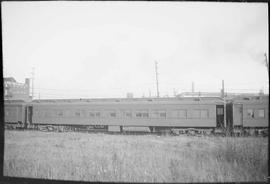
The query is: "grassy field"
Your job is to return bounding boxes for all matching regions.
[4,130,268,182]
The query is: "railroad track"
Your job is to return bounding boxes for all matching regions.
[4,126,268,137]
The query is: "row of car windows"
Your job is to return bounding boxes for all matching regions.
[5,108,266,119]
[32,109,211,119]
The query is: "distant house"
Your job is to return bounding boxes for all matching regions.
[4,77,32,101]
[177,92,221,98]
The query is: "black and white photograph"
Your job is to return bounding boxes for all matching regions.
[1,1,269,183]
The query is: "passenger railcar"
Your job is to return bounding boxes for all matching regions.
[227,95,268,135]
[26,97,224,133]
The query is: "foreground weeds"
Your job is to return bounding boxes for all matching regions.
[4,131,268,182]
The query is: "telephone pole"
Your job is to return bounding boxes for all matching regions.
[31,67,35,99]
[264,53,269,74]
[155,61,160,98]
[173,88,177,97]
[221,79,226,128]
[221,80,224,98]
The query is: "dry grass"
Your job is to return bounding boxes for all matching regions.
[4,130,268,182]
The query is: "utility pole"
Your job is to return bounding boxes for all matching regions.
[221,80,224,98]
[173,88,177,97]
[264,53,269,74]
[155,61,160,98]
[221,79,226,128]
[31,67,35,99]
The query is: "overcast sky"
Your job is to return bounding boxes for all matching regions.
[2,1,269,99]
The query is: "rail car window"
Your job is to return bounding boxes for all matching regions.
[88,111,101,118]
[171,110,187,119]
[75,111,81,117]
[217,108,224,115]
[152,111,159,118]
[247,109,254,118]
[44,110,52,118]
[151,110,166,118]
[5,108,18,117]
[5,109,9,116]
[36,111,43,117]
[104,110,117,118]
[179,110,187,118]
[110,112,116,117]
[193,110,200,118]
[258,109,265,118]
[160,112,166,118]
[136,110,149,118]
[142,112,149,118]
[65,110,72,117]
[171,110,178,118]
[80,110,86,117]
[193,110,208,119]
[136,113,142,118]
[89,112,95,117]
[121,110,132,118]
[96,112,101,117]
[201,110,208,118]
[56,110,64,117]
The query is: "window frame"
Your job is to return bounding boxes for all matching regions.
[135,110,149,118]
[247,109,255,119]
[121,110,132,118]
[217,108,224,115]
[193,109,209,119]
[44,109,52,118]
[89,110,101,118]
[178,109,187,119]
[151,109,167,119]
[104,109,117,118]
[171,109,187,119]
[258,109,265,118]
[200,109,209,119]
[56,110,64,117]
[193,109,201,119]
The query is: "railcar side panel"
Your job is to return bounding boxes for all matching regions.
[4,103,25,124]
[233,104,243,126]
[242,104,268,127]
[232,96,269,128]
[31,103,219,127]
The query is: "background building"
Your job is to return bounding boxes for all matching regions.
[177,91,266,99]
[4,77,32,101]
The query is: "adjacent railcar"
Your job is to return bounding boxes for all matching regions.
[227,95,269,135]
[4,100,27,129]
[27,97,225,132]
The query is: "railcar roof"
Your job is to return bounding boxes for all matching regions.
[30,97,225,105]
[4,100,26,105]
